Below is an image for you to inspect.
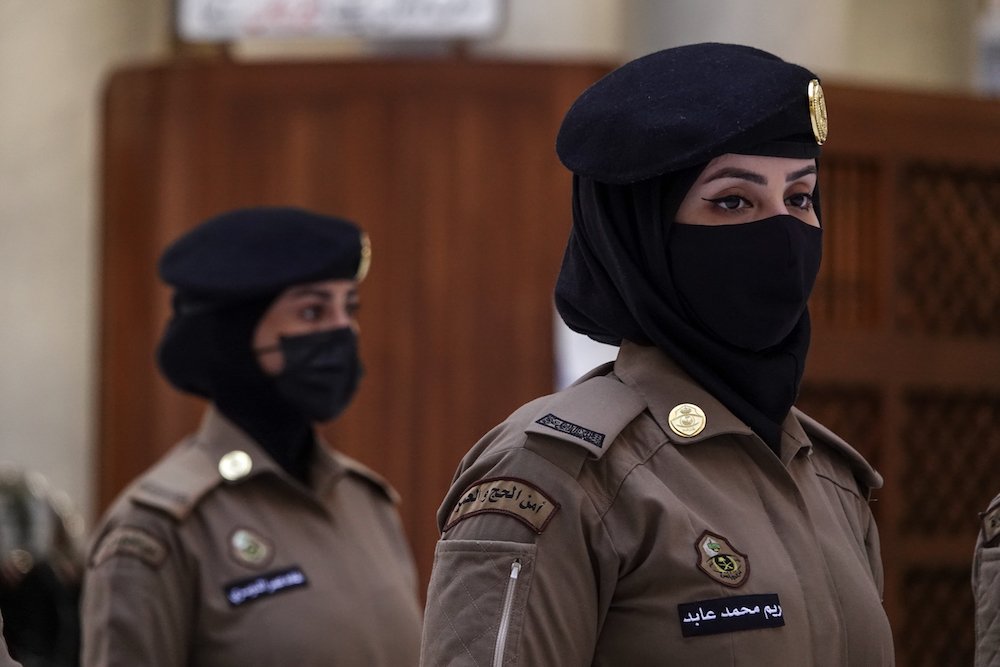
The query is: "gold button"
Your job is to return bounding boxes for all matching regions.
[218,450,253,481]
[668,403,707,438]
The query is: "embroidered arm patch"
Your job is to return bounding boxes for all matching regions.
[444,477,559,534]
[982,504,1000,546]
[91,526,168,569]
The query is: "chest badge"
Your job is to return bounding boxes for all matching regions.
[229,528,273,568]
[696,531,749,587]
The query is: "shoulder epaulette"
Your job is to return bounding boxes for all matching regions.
[332,450,400,504]
[128,440,223,521]
[524,373,647,460]
[793,408,882,492]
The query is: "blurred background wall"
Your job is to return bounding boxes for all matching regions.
[0,1,171,525]
[0,0,991,532]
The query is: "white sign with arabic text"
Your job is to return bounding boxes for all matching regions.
[177,0,503,41]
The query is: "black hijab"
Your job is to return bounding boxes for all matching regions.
[553,43,828,450]
[158,295,314,483]
[555,166,819,449]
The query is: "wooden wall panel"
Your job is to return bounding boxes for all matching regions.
[99,58,608,590]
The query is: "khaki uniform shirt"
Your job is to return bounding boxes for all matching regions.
[421,342,893,666]
[82,408,422,667]
[0,612,22,667]
[974,492,1000,667]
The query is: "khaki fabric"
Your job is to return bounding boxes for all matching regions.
[0,612,22,667]
[974,492,1000,667]
[420,342,894,666]
[82,408,422,667]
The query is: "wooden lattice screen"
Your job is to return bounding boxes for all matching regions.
[799,84,1000,666]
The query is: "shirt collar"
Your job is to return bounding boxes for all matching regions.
[194,408,396,501]
[194,407,348,489]
[613,341,811,462]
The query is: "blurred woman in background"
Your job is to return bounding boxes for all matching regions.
[82,208,422,666]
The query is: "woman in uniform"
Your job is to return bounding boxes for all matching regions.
[82,208,422,666]
[419,43,894,665]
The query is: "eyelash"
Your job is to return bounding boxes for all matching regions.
[702,193,814,213]
[299,300,360,322]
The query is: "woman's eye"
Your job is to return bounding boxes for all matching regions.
[300,305,324,322]
[787,193,814,210]
[704,195,750,211]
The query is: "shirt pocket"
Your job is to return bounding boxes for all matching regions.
[420,539,536,667]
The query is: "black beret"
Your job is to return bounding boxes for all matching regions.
[556,42,827,184]
[159,207,370,300]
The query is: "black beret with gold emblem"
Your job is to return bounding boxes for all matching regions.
[159,207,370,300]
[556,42,827,184]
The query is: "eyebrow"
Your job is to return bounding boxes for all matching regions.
[701,164,818,186]
[287,287,332,300]
[702,167,767,185]
[786,165,818,181]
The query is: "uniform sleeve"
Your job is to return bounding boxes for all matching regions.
[81,509,195,667]
[974,494,1000,667]
[0,611,23,667]
[419,446,617,667]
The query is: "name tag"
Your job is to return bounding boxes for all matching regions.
[224,566,309,607]
[678,594,785,637]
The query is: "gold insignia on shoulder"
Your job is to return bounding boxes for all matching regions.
[219,450,253,481]
[696,531,749,587]
[229,528,273,568]
[92,526,168,569]
[444,477,559,534]
[355,233,372,283]
[807,79,828,145]
[668,403,706,438]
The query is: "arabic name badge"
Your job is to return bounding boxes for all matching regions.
[678,593,784,637]
[696,530,749,587]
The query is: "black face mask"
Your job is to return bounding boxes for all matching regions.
[267,327,363,423]
[668,215,822,352]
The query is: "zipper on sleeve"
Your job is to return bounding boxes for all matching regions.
[492,559,522,667]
